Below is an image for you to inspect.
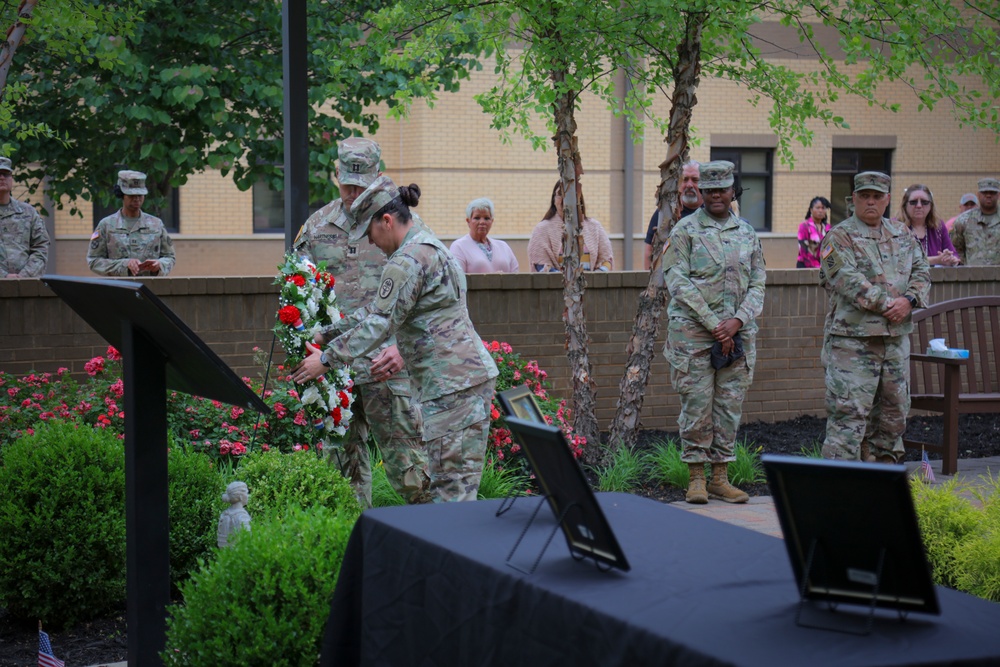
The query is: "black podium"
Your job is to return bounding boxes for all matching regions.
[43,275,269,667]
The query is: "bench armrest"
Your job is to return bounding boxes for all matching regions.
[910,353,971,367]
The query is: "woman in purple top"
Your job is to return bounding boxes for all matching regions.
[795,196,831,268]
[896,184,960,266]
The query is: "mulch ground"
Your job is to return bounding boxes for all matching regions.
[3,413,998,667]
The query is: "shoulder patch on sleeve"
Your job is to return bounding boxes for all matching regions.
[374,262,410,309]
[821,242,843,276]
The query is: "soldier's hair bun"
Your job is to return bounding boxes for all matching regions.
[113,184,125,199]
[398,183,421,208]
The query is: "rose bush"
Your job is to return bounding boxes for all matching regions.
[483,340,584,479]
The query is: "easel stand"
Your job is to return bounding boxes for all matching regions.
[43,276,268,667]
[504,495,578,575]
[795,538,909,636]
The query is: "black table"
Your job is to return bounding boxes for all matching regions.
[322,492,1000,666]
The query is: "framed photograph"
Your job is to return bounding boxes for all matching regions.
[504,416,630,572]
[763,454,939,615]
[497,385,547,424]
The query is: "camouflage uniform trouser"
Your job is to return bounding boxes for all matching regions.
[669,346,754,464]
[821,334,909,461]
[395,379,496,504]
[326,376,417,508]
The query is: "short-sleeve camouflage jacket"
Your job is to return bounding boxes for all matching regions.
[818,215,930,337]
[950,208,1000,266]
[87,211,175,276]
[662,208,767,352]
[326,225,498,402]
[0,198,49,277]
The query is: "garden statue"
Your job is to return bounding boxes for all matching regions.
[217,481,251,547]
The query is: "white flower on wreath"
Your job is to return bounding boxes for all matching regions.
[301,384,324,407]
[326,305,341,322]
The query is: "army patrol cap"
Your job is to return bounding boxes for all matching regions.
[0,157,11,173]
[338,138,381,188]
[349,175,399,242]
[699,161,735,189]
[977,178,1000,193]
[117,170,148,195]
[853,171,890,194]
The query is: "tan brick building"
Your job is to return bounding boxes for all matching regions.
[42,48,999,277]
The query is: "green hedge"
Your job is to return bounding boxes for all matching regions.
[163,506,354,666]
[0,422,126,628]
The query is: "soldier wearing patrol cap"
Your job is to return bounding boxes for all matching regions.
[293,175,499,503]
[87,170,175,276]
[819,171,930,464]
[292,138,420,507]
[662,160,766,505]
[0,157,50,278]
[950,177,1000,265]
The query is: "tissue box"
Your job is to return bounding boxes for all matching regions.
[926,348,970,359]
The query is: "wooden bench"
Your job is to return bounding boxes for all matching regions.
[905,296,1000,475]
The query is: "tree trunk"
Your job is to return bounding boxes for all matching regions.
[0,0,38,101]
[550,71,604,465]
[608,14,704,449]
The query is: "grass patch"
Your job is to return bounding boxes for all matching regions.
[592,445,646,492]
[729,439,765,486]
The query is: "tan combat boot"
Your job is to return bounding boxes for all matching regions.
[685,463,708,504]
[708,463,749,504]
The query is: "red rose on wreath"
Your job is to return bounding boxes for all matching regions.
[278,305,302,325]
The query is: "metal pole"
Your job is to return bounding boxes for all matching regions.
[282,0,308,250]
[123,323,169,667]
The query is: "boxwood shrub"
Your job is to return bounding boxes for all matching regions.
[0,422,126,628]
[163,505,355,666]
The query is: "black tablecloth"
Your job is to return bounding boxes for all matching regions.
[321,492,1000,667]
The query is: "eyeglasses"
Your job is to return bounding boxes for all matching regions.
[908,199,931,207]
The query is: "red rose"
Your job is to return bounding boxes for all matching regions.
[278,304,301,325]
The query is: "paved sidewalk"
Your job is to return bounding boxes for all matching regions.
[669,456,1000,538]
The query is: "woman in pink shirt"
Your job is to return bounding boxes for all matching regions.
[796,196,831,268]
[449,197,520,274]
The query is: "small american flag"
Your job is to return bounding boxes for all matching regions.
[39,628,65,667]
[921,450,937,483]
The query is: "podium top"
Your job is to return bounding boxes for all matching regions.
[43,275,269,414]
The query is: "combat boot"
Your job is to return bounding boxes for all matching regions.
[685,463,708,504]
[708,463,749,504]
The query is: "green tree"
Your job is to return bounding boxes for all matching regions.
[7,0,477,213]
[0,0,136,154]
[371,1,650,460]
[611,0,1000,448]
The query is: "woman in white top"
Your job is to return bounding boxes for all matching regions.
[449,197,519,273]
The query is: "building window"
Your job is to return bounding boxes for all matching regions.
[253,176,325,233]
[831,149,893,223]
[93,186,180,234]
[710,147,772,232]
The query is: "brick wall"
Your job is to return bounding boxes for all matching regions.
[4,267,999,430]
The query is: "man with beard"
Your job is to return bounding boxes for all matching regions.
[819,171,930,463]
[643,160,702,270]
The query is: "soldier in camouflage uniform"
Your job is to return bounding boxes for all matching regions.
[293,175,499,503]
[950,177,1000,266]
[662,161,766,505]
[88,171,175,276]
[0,157,49,278]
[292,138,421,507]
[819,171,930,463]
